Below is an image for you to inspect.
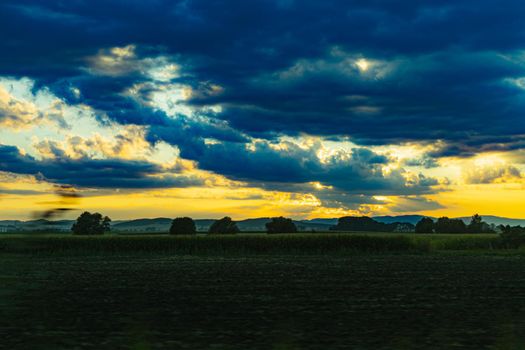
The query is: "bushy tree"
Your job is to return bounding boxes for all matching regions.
[72,212,111,235]
[415,217,434,233]
[208,217,239,234]
[169,217,196,235]
[485,223,496,233]
[102,216,111,232]
[266,216,297,234]
[498,225,525,248]
[434,217,467,233]
[467,214,483,233]
[499,225,525,235]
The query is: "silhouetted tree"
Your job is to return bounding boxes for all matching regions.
[467,214,483,233]
[169,217,196,235]
[499,224,511,234]
[434,217,467,233]
[499,224,525,235]
[415,217,434,233]
[498,225,525,248]
[72,212,111,235]
[266,216,297,234]
[208,217,239,234]
[102,216,111,232]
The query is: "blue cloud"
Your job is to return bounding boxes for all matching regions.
[2,0,524,149]
[0,144,203,189]
[191,140,437,197]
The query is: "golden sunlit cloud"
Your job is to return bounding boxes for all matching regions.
[33,126,154,160]
[0,81,67,131]
[86,45,180,82]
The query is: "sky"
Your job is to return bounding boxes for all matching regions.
[1,0,525,220]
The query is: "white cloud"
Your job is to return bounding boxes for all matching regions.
[0,78,68,130]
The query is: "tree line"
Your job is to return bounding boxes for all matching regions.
[414,214,525,234]
[71,211,525,235]
[169,216,298,235]
[415,214,492,233]
[71,212,297,235]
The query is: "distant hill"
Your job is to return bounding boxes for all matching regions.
[457,215,525,227]
[235,218,273,232]
[112,218,173,232]
[299,218,339,226]
[373,215,430,225]
[0,219,74,232]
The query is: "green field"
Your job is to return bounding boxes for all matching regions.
[3,233,525,349]
[0,232,511,254]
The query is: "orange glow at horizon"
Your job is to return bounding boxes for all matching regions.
[1,181,525,220]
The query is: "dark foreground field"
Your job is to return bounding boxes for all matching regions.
[3,235,525,349]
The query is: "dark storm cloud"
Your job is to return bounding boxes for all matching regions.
[0,0,524,198]
[428,136,525,158]
[189,140,437,198]
[1,0,524,148]
[210,51,525,145]
[0,145,203,189]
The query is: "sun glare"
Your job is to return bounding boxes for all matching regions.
[355,58,370,72]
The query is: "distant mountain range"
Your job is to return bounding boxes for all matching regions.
[2,215,525,233]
